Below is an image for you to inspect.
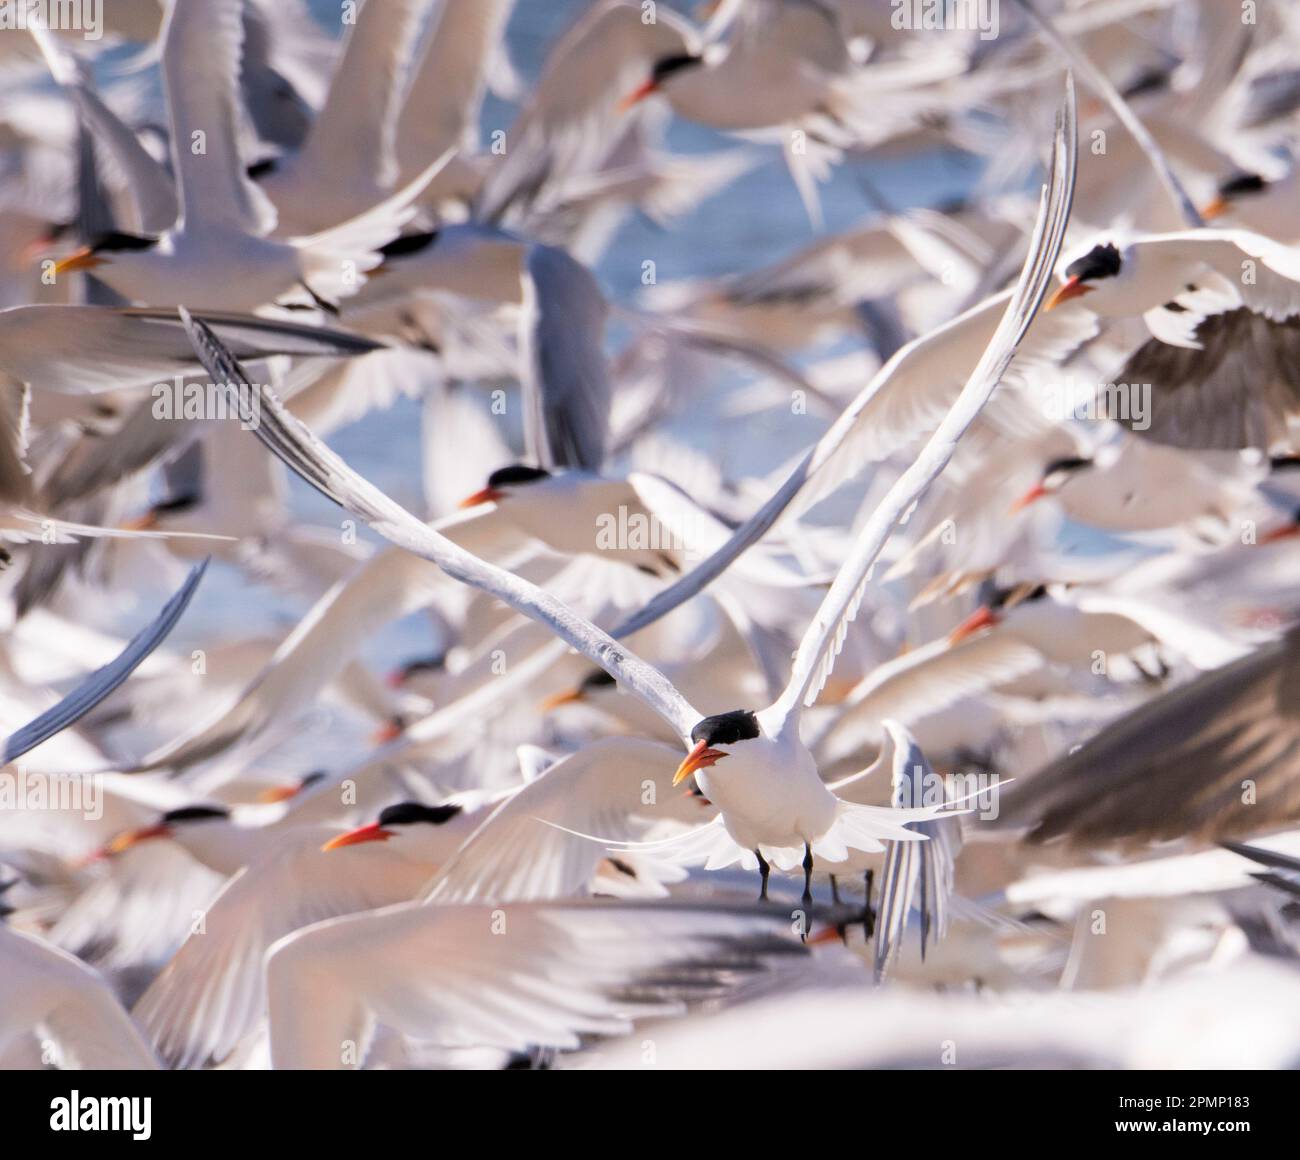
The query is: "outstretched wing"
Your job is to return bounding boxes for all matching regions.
[265,898,808,1067]
[423,736,701,904]
[995,628,1300,848]
[772,79,1078,725]
[180,309,702,741]
[1116,309,1300,450]
[2,560,207,765]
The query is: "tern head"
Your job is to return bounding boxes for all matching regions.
[459,464,551,509]
[673,710,761,786]
[321,801,465,852]
[1045,241,1123,310]
[120,490,201,532]
[540,667,616,712]
[370,714,407,746]
[1010,455,1093,512]
[50,230,158,276]
[1202,171,1267,221]
[377,229,440,262]
[948,583,1048,645]
[100,804,231,858]
[619,53,706,111]
[386,652,447,689]
[257,770,327,804]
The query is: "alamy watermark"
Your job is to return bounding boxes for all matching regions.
[1040,379,1151,431]
[595,505,690,554]
[152,375,262,430]
[0,768,101,821]
[894,766,1004,821]
[50,1091,150,1140]
[891,0,999,40]
[0,0,102,40]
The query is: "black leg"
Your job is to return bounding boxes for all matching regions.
[863,868,876,940]
[830,875,840,904]
[802,843,814,906]
[755,848,770,902]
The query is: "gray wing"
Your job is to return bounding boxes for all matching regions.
[996,628,1300,848]
[0,379,31,504]
[1115,309,1300,450]
[2,559,207,764]
[44,401,203,509]
[873,723,962,981]
[0,306,381,392]
[520,244,611,472]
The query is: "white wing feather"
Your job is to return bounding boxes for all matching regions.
[772,81,1078,726]
[180,309,702,741]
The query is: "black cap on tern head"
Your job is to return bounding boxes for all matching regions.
[376,802,464,828]
[91,231,159,254]
[161,805,230,825]
[579,669,617,692]
[1043,455,1092,478]
[651,53,703,85]
[486,464,551,489]
[1064,242,1122,284]
[152,492,202,516]
[378,229,440,260]
[1217,171,1266,198]
[690,710,761,747]
[990,583,1049,610]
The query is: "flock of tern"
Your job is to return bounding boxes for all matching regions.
[3,0,1300,1071]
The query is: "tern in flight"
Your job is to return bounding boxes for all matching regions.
[176,81,1077,903]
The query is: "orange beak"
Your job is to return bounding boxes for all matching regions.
[118,510,159,531]
[458,486,504,509]
[948,605,1001,645]
[257,782,303,804]
[1200,195,1229,221]
[21,233,59,265]
[618,78,659,113]
[371,718,404,745]
[1260,523,1300,545]
[672,739,725,787]
[1045,276,1092,310]
[51,246,106,275]
[321,822,394,852]
[539,687,585,713]
[1010,481,1049,513]
[103,823,171,857]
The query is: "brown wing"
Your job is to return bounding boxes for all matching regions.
[996,628,1300,848]
[1111,309,1300,450]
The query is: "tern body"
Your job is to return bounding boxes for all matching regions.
[695,716,836,852]
[74,228,308,312]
